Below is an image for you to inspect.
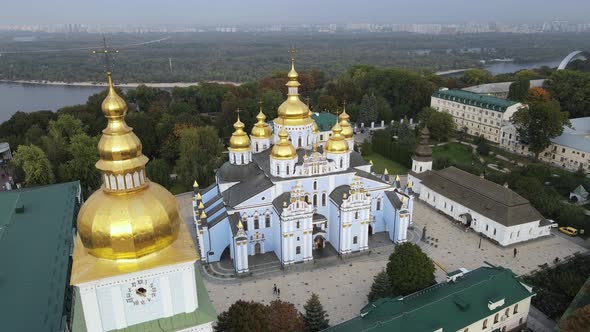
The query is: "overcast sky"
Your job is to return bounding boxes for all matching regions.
[3,0,590,26]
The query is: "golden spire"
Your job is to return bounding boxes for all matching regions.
[237,219,244,229]
[77,71,181,260]
[287,47,298,81]
[196,192,202,200]
[339,100,353,140]
[271,120,297,160]
[325,122,349,154]
[229,109,251,151]
[384,168,389,175]
[193,180,199,188]
[274,48,312,126]
[407,180,413,188]
[200,211,207,219]
[251,101,273,139]
[198,201,205,209]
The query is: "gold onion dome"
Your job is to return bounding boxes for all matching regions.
[271,126,297,159]
[325,122,349,154]
[251,107,273,139]
[339,105,353,140]
[77,72,180,260]
[228,113,251,150]
[275,55,313,126]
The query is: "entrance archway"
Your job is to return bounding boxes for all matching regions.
[254,243,261,255]
[314,236,325,250]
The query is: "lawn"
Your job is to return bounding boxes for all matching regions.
[432,142,478,167]
[363,152,407,175]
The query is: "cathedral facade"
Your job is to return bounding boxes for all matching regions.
[194,57,414,274]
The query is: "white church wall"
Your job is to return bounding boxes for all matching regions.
[328,202,341,251]
[205,219,233,263]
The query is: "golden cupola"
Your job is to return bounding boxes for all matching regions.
[274,54,313,126]
[228,113,251,151]
[339,104,354,140]
[325,122,349,154]
[271,126,297,159]
[76,72,180,260]
[251,105,273,139]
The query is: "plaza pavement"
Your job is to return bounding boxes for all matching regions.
[176,193,588,325]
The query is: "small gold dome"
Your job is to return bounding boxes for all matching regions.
[229,114,251,151]
[271,127,297,160]
[325,123,349,154]
[251,108,273,139]
[78,72,181,260]
[339,105,353,140]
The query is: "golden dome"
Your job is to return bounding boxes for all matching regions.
[228,113,251,151]
[77,72,181,260]
[274,53,313,126]
[325,123,349,154]
[271,126,297,160]
[339,104,354,140]
[251,107,273,139]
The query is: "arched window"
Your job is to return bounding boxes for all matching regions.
[313,180,317,190]
[322,193,326,206]
[482,319,488,329]
[305,195,309,204]
[241,155,244,164]
[340,159,343,168]
[265,214,271,228]
[505,308,510,317]
[298,137,302,147]
[243,219,248,231]
[420,166,423,172]
[355,211,359,219]
[286,165,290,174]
[254,216,259,230]
[276,165,280,174]
[296,221,300,229]
[494,313,499,323]
[353,236,358,244]
[493,228,497,235]
[296,246,301,254]
[313,194,317,207]
[376,198,381,211]
[513,304,518,314]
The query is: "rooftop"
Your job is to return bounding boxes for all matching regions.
[325,265,534,332]
[0,182,80,332]
[550,117,590,154]
[432,89,518,112]
[312,112,339,131]
[462,79,545,95]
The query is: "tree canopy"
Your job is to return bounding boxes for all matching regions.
[11,144,55,186]
[303,293,330,332]
[215,300,270,332]
[386,243,435,296]
[418,107,456,142]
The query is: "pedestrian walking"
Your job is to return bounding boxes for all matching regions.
[277,288,281,297]
[273,284,277,295]
[513,248,517,258]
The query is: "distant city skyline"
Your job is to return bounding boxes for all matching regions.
[1,0,590,26]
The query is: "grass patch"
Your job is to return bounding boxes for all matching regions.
[433,142,477,166]
[363,152,407,175]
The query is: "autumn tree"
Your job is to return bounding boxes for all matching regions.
[214,300,270,332]
[526,87,551,103]
[303,293,330,332]
[510,100,571,159]
[559,304,590,332]
[386,243,435,296]
[11,144,55,187]
[267,300,305,332]
[368,270,394,302]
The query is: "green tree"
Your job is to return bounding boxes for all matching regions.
[545,70,590,118]
[146,158,172,189]
[461,69,492,85]
[58,134,100,192]
[303,293,330,332]
[476,138,490,156]
[368,270,394,302]
[507,78,530,102]
[11,144,55,186]
[42,114,85,168]
[267,300,305,332]
[510,100,571,159]
[386,243,435,296]
[214,300,270,332]
[358,94,380,125]
[418,107,456,142]
[175,126,224,189]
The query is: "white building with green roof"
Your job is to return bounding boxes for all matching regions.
[325,265,535,332]
[431,89,523,143]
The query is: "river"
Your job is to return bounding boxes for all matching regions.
[0,59,564,123]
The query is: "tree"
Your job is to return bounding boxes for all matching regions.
[386,243,435,296]
[476,138,490,156]
[559,304,590,332]
[215,300,270,332]
[175,126,224,189]
[146,158,172,188]
[545,70,590,118]
[42,114,85,168]
[358,94,380,125]
[418,107,455,142]
[368,270,394,302]
[58,134,100,192]
[510,100,571,159]
[507,78,530,102]
[303,293,329,332]
[461,69,492,86]
[527,87,551,103]
[11,144,55,187]
[267,300,305,332]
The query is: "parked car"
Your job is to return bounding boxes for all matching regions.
[559,226,578,236]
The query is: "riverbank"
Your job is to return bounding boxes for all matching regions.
[0,79,242,88]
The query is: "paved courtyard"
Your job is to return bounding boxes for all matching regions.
[176,193,588,325]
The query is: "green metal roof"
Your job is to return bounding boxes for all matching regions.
[71,263,217,331]
[325,266,534,332]
[312,112,339,131]
[0,182,80,332]
[433,89,518,112]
